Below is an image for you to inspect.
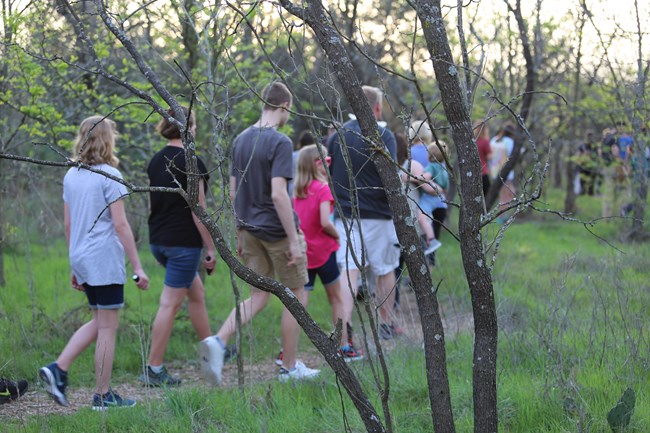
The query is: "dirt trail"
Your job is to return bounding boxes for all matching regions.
[0,287,472,421]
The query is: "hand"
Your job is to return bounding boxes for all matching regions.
[236,231,243,257]
[132,268,149,290]
[71,273,83,291]
[286,240,301,266]
[204,252,216,276]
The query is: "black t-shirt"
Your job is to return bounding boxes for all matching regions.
[147,146,209,247]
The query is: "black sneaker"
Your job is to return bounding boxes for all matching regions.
[92,390,136,411]
[0,378,28,403]
[139,365,181,387]
[224,345,237,363]
[39,362,69,407]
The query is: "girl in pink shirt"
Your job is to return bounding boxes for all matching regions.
[293,144,363,361]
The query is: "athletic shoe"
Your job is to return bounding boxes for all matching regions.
[275,350,284,366]
[139,366,181,387]
[92,390,136,411]
[339,345,364,362]
[278,361,320,382]
[424,239,442,256]
[199,336,225,385]
[39,362,69,407]
[224,345,237,363]
[0,378,28,403]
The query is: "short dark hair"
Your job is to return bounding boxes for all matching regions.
[298,130,315,148]
[262,81,292,111]
[157,106,195,140]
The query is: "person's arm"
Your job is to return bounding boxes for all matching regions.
[109,199,149,290]
[319,200,339,242]
[191,178,216,274]
[64,203,81,290]
[271,176,301,265]
[229,175,236,202]
[410,163,443,196]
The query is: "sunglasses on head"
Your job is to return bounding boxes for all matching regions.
[315,156,332,165]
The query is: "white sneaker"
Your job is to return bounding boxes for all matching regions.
[199,336,225,385]
[424,239,442,256]
[278,361,320,382]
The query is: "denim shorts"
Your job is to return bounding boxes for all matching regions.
[306,252,340,291]
[150,244,202,289]
[83,283,124,310]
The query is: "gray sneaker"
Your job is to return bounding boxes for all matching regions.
[199,336,225,385]
[139,366,181,387]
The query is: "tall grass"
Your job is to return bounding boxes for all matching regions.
[1,189,649,432]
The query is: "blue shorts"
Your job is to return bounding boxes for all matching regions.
[306,252,340,291]
[150,245,202,288]
[83,283,124,310]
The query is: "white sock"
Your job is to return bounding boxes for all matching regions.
[149,364,163,374]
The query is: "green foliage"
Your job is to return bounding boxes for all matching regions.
[2,188,650,432]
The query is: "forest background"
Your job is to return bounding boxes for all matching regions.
[0,0,648,432]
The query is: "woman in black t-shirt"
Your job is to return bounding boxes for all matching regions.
[139,107,217,387]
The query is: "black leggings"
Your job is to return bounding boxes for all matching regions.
[432,207,447,240]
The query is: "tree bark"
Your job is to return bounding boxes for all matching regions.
[280,1,456,432]
[485,0,538,211]
[415,1,498,432]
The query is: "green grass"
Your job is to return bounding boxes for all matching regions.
[1,188,649,432]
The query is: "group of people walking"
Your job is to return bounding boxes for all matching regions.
[574,124,646,218]
[38,79,524,411]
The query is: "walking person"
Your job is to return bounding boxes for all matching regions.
[200,81,320,383]
[292,144,363,361]
[327,85,401,342]
[473,120,492,198]
[140,107,217,387]
[489,122,516,223]
[40,116,149,410]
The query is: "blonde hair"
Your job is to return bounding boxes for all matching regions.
[428,140,448,163]
[294,144,326,199]
[408,120,433,144]
[73,116,119,167]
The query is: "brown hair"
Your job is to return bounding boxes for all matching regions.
[428,140,448,163]
[473,120,490,140]
[156,106,196,140]
[73,116,119,167]
[395,132,409,166]
[262,81,292,111]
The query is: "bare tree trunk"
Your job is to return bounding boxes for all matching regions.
[280,1,456,432]
[625,0,649,241]
[415,1,497,432]
[485,0,538,211]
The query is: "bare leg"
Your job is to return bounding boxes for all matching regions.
[215,289,270,345]
[56,313,99,371]
[376,271,397,324]
[339,267,359,347]
[148,286,186,366]
[94,309,119,395]
[281,287,306,370]
[186,275,211,340]
[323,279,344,332]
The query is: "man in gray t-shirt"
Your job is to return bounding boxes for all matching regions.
[203,82,319,383]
